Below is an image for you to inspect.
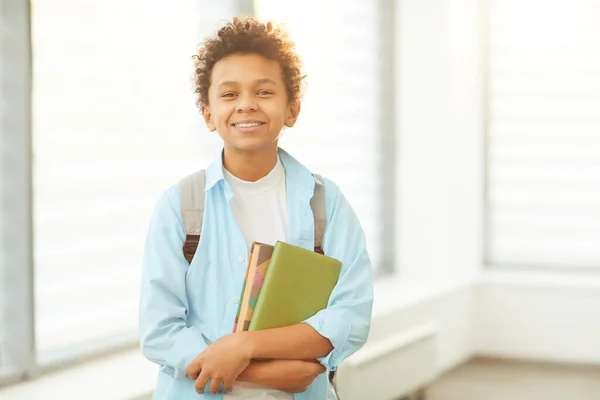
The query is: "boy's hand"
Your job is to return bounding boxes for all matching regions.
[274,360,326,393]
[186,332,252,394]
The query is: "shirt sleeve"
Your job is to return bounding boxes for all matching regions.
[138,185,208,379]
[302,179,374,371]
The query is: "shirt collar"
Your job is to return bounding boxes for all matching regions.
[278,147,321,193]
[204,150,226,191]
[203,147,320,193]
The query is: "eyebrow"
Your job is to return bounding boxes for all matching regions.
[217,78,278,88]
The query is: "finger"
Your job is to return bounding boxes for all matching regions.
[223,377,235,394]
[312,360,326,373]
[186,360,201,380]
[209,376,223,394]
[188,367,201,380]
[194,370,211,394]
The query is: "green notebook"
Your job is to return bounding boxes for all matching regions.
[248,241,342,331]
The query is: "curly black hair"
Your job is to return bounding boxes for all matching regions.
[193,17,305,106]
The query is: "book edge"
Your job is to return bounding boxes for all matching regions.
[235,243,259,333]
[233,244,255,333]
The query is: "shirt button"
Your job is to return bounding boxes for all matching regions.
[238,256,245,263]
[231,297,239,304]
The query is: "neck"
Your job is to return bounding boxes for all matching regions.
[223,143,279,182]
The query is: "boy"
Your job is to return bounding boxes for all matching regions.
[139,17,374,399]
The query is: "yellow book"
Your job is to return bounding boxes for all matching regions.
[248,241,342,331]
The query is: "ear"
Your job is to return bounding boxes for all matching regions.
[201,104,217,132]
[285,100,301,128]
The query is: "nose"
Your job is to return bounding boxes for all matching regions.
[235,94,259,113]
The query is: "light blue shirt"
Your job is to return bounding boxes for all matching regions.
[139,148,374,399]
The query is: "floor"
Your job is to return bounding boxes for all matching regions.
[425,357,600,400]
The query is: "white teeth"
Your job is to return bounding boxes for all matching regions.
[235,122,262,128]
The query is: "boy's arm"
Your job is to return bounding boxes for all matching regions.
[237,359,326,393]
[139,186,208,379]
[245,323,333,361]
[247,179,374,369]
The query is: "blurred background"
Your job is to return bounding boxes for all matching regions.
[1,0,600,399]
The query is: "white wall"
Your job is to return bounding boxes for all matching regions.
[370,279,476,373]
[395,0,485,279]
[475,272,600,365]
[391,0,600,371]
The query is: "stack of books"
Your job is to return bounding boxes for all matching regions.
[233,241,342,333]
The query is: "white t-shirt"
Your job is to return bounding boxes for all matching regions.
[223,156,293,400]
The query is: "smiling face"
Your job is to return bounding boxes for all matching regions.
[201,53,300,155]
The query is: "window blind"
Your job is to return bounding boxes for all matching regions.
[32,0,236,362]
[254,0,383,270]
[487,0,600,268]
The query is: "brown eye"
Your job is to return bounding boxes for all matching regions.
[221,92,236,98]
[257,90,273,96]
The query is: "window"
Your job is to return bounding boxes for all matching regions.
[254,0,385,271]
[2,0,393,387]
[31,0,237,366]
[486,0,600,268]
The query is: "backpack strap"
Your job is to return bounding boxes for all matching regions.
[311,176,334,386]
[178,170,326,263]
[178,170,206,263]
[311,174,326,255]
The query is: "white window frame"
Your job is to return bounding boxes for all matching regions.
[0,0,35,386]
